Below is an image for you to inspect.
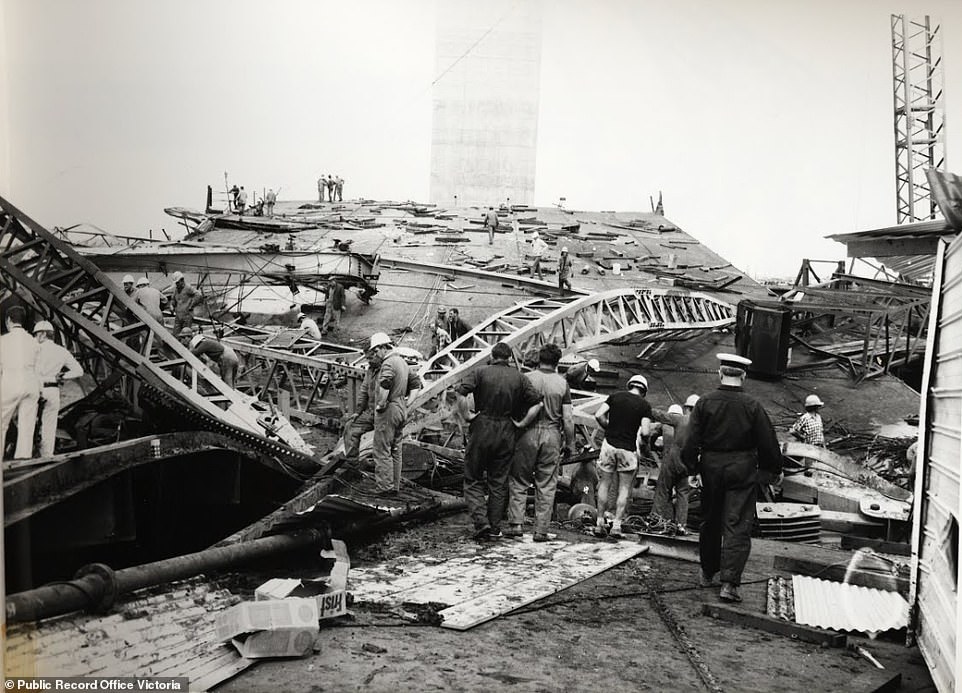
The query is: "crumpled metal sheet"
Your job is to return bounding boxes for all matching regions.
[792,574,909,633]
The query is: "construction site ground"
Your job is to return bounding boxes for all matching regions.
[219,514,935,693]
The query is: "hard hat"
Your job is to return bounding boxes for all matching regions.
[297,313,306,320]
[804,394,824,408]
[587,358,600,372]
[135,277,150,287]
[171,271,185,283]
[684,394,700,408]
[668,404,684,416]
[627,374,648,390]
[370,332,392,349]
[33,320,54,334]
[437,306,447,313]
[561,246,569,253]
[531,231,540,239]
[122,274,135,284]
[189,333,206,350]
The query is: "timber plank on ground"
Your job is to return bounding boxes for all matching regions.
[700,602,847,647]
[349,536,647,630]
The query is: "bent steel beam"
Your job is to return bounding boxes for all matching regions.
[0,195,318,475]
[405,287,735,435]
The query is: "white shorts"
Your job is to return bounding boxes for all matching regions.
[597,440,638,473]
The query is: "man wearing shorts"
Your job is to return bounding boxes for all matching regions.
[592,374,653,537]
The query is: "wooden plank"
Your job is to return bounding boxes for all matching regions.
[847,669,902,693]
[773,555,908,594]
[439,539,648,630]
[700,603,847,648]
[839,535,911,556]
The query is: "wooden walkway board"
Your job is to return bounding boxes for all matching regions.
[349,537,647,630]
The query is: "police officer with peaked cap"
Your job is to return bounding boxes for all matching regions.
[682,353,781,603]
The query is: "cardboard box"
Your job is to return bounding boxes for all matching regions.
[255,580,348,621]
[215,598,319,659]
[231,628,317,659]
[252,539,350,621]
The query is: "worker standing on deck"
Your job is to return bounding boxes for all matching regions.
[648,403,693,535]
[33,321,83,457]
[456,342,541,541]
[169,272,204,337]
[343,346,385,464]
[0,306,40,460]
[790,394,826,447]
[483,207,499,245]
[430,307,449,356]
[298,312,322,340]
[445,308,471,342]
[326,175,336,204]
[565,358,600,390]
[229,185,240,212]
[190,332,240,388]
[265,188,277,217]
[321,279,346,335]
[505,342,575,542]
[558,247,572,292]
[236,187,248,215]
[529,232,548,280]
[317,176,327,202]
[133,277,168,323]
[592,374,653,538]
[335,176,344,202]
[682,354,781,603]
[370,332,422,496]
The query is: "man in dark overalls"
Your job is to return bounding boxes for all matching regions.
[456,342,541,541]
[682,353,781,603]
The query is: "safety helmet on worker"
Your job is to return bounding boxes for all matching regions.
[684,394,700,408]
[804,394,824,408]
[33,320,54,334]
[122,274,135,285]
[297,313,306,321]
[370,332,392,349]
[135,277,150,287]
[668,404,684,416]
[587,358,600,372]
[627,374,648,391]
[189,333,206,350]
[561,246,569,254]
[171,271,185,283]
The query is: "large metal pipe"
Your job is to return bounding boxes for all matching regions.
[6,528,327,624]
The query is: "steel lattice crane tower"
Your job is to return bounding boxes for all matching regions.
[891,14,947,223]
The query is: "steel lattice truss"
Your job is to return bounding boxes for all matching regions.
[222,327,366,419]
[891,14,946,224]
[404,287,735,435]
[0,195,318,475]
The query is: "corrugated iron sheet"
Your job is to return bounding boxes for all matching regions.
[792,575,909,633]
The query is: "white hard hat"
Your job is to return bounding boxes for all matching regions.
[135,277,150,287]
[684,394,700,408]
[189,333,206,350]
[33,320,54,334]
[805,394,824,408]
[587,358,600,372]
[627,374,648,390]
[531,231,540,239]
[171,271,185,283]
[370,332,392,349]
[668,404,684,416]
[561,246,569,253]
[717,353,752,368]
[122,274,135,284]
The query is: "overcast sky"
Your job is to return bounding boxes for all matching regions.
[2,0,960,278]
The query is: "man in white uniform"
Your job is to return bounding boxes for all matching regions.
[0,306,40,459]
[34,321,84,457]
